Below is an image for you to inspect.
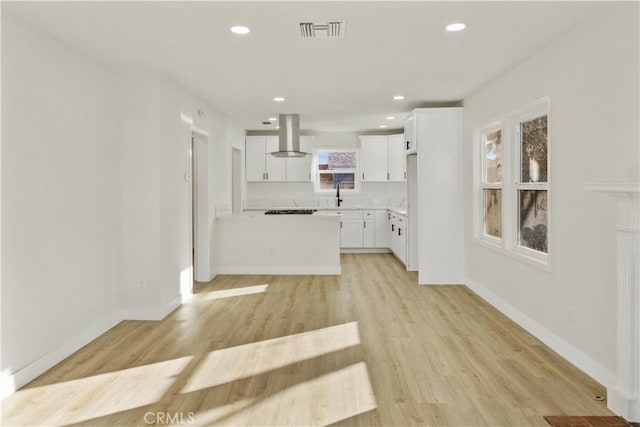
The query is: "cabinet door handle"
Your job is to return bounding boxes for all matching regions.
[266,172,269,180]
[398,228,402,236]
[364,222,366,229]
[340,222,343,229]
[362,173,365,180]
[263,172,266,180]
[387,172,390,180]
[404,172,406,179]
[406,141,410,150]
[391,224,395,232]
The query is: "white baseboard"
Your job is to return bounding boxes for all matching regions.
[340,248,392,254]
[608,385,640,422]
[464,276,615,388]
[1,311,123,400]
[216,265,341,275]
[122,296,181,321]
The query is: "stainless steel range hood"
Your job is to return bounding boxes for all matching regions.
[269,114,309,158]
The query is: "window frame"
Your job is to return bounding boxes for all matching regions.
[312,147,361,194]
[475,122,504,248]
[473,96,551,271]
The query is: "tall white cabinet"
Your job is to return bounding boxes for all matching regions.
[405,108,463,284]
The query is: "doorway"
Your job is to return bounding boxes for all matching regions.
[232,147,242,214]
[190,129,210,282]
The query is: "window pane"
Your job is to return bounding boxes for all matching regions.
[318,173,334,190]
[334,173,355,189]
[483,189,502,238]
[318,173,355,190]
[484,130,502,183]
[521,115,548,183]
[519,190,548,253]
[327,152,356,170]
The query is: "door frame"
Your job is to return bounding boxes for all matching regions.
[190,126,210,283]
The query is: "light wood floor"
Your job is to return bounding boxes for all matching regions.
[3,254,611,426]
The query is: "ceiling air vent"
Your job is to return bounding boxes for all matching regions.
[299,21,345,38]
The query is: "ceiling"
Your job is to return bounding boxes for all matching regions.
[3,1,607,132]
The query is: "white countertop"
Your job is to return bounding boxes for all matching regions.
[243,206,408,216]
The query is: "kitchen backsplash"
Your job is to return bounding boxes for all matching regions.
[245,182,406,209]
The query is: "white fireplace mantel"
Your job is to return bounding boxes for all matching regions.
[585,182,640,422]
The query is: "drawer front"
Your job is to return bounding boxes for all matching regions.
[339,210,363,219]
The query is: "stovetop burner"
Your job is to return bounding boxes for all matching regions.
[265,209,316,215]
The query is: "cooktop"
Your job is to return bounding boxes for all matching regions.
[264,209,316,215]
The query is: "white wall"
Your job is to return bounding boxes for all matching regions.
[120,75,245,316]
[120,74,161,312]
[1,12,122,392]
[246,131,406,207]
[1,12,245,396]
[462,2,639,384]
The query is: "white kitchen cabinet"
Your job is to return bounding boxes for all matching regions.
[363,218,375,247]
[407,107,463,284]
[285,136,313,182]
[340,219,363,248]
[359,135,406,182]
[245,136,286,182]
[404,115,417,153]
[374,210,390,248]
[264,137,286,181]
[387,134,406,181]
[396,215,407,264]
[246,136,267,182]
[359,136,388,182]
[389,212,407,265]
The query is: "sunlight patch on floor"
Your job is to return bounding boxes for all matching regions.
[195,362,377,426]
[1,356,192,426]
[203,284,269,300]
[181,321,361,393]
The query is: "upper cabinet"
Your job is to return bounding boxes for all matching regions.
[404,115,417,153]
[359,134,406,182]
[387,134,406,181]
[359,136,388,182]
[246,135,313,182]
[284,136,314,182]
[246,136,286,182]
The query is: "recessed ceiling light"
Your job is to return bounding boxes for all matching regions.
[393,95,404,100]
[386,116,395,120]
[273,97,285,102]
[446,23,466,32]
[379,125,388,128]
[268,117,277,121]
[230,26,250,35]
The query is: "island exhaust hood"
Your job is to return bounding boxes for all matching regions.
[269,114,309,158]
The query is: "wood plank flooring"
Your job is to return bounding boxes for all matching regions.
[2,254,612,426]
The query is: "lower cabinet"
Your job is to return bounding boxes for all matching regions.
[322,209,405,266]
[389,212,407,264]
[363,219,375,247]
[340,219,364,248]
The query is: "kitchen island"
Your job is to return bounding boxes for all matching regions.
[215,212,341,275]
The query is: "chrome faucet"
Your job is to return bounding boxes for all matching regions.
[336,184,343,207]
